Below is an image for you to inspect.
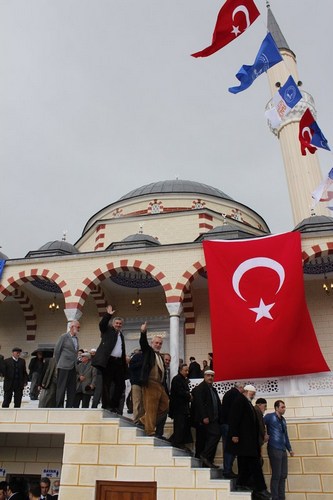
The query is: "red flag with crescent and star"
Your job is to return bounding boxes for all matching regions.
[192,0,260,58]
[203,232,329,381]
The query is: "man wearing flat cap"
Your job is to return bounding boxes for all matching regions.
[191,369,222,468]
[74,352,97,408]
[2,347,28,408]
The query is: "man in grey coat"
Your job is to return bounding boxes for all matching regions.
[54,320,80,408]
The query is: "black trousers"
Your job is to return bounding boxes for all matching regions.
[2,384,23,408]
[101,357,125,410]
[195,420,220,462]
[237,455,267,492]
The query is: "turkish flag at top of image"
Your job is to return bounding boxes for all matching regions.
[191,0,260,58]
[203,232,329,381]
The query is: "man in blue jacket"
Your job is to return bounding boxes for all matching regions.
[264,400,294,500]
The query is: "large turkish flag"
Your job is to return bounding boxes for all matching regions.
[203,232,329,381]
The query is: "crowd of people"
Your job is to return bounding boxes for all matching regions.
[0,306,294,500]
[0,476,59,500]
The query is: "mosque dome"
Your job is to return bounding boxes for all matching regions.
[0,251,9,260]
[118,179,233,202]
[26,240,79,258]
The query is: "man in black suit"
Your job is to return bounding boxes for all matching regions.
[169,363,192,449]
[40,477,53,500]
[191,369,222,468]
[92,305,127,412]
[188,357,202,379]
[2,347,28,408]
[227,384,271,500]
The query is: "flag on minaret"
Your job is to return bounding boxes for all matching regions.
[312,168,333,211]
[228,32,283,94]
[0,260,5,282]
[299,108,331,155]
[265,75,302,128]
[191,0,260,58]
[203,233,329,381]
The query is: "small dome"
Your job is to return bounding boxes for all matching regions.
[122,234,161,244]
[0,251,9,260]
[106,233,161,251]
[294,215,333,234]
[196,223,265,241]
[119,179,233,202]
[26,240,79,258]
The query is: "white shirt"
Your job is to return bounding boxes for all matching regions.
[110,332,122,358]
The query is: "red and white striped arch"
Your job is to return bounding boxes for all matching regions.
[71,259,172,311]
[302,242,333,262]
[171,259,206,303]
[90,285,108,317]
[13,289,37,341]
[183,286,195,335]
[0,268,71,303]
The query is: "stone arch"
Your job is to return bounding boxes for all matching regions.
[90,284,108,317]
[183,286,195,335]
[0,268,71,303]
[302,242,333,263]
[12,289,37,341]
[72,259,172,311]
[172,259,206,303]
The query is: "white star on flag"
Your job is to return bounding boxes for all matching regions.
[249,298,275,322]
[231,25,241,36]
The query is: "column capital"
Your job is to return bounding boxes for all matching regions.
[165,302,183,317]
[64,308,82,322]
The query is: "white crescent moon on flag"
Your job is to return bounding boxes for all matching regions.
[232,257,285,301]
[302,126,313,139]
[232,5,251,28]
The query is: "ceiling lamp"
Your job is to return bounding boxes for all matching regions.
[49,295,60,312]
[131,289,142,310]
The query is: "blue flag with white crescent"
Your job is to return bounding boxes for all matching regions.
[229,32,283,94]
[265,75,302,127]
[0,260,5,282]
[310,121,331,151]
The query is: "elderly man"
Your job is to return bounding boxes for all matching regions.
[92,305,127,412]
[227,384,271,500]
[139,322,169,436]
[74,351,97,408]
[54,320,80,408]
[2,347,28,408]
[191,369,222,468]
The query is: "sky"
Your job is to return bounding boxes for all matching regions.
[1,0,332,258]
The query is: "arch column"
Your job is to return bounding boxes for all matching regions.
[165,302,183,381]
[64,308,82,327]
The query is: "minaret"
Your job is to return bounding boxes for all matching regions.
[265,2,326,224]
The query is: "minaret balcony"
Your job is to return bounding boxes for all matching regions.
[265,90,316,136]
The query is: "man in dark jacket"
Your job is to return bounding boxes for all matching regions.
[188,357,202,379]
[2,347,28,408]
[191,370,222,468]
[221,381,245,478]
[169,363,192,449]
[227,385,271,499]
[139,322,169,436]
[92,305,127,412]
